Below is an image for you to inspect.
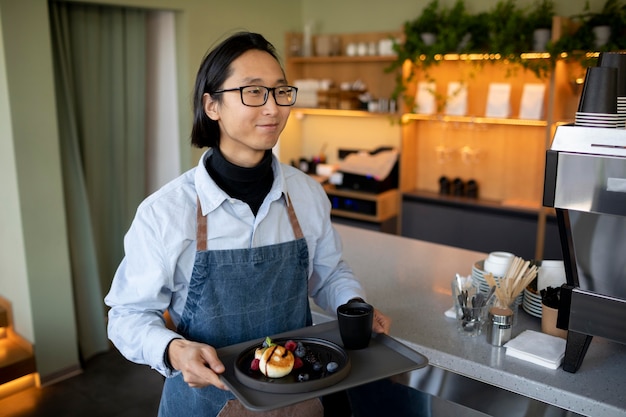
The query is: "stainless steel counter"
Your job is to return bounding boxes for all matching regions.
[320,224,626,417]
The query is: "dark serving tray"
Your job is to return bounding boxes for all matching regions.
[217,320,429,411]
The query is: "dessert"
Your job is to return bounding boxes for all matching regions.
[258,345,294,378]
[249,337,340,381]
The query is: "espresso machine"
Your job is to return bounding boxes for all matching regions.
[543,125,626,373]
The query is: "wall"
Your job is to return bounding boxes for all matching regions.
[0,4,33,343]
[0,0,302,382]
[0,0,79,380]
[301,0,604,34]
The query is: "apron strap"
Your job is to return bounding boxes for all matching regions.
[196,197,207,251]
[286,193,304,240]
[195,193,304,251]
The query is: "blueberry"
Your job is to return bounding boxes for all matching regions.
[297,373,310,382]
[295,345,307,358]
[326,362,339,373]
[312,361,323,372]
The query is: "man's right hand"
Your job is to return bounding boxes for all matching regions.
[167,339,228,390]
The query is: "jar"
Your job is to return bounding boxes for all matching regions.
[487,306,513,346]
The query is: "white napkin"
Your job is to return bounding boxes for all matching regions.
[445,82,468,116]
[415,81,436,114]
[504,330,566,369]
[519,83,546,120]
[485,83,511,118]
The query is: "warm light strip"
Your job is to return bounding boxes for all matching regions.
[0,373,39,400]
[520,52,551,59]
[437,52,552,61]
[401,113,547,127]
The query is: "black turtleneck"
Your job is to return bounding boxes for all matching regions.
[205,148,274,216]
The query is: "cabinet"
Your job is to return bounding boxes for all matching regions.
[281,31,403,165]
[0,299,36,396]
[324,185,399,234]
[397,42,580,257]
[281,32,403,233]
[279,29,581,257]
[282,30,404,165]
[284,31,401,103]
[398,58,579,205]
[402,190,563,260]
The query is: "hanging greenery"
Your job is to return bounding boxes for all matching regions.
[388,0,626,108]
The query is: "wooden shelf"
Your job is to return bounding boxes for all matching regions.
[0,305,7,328]
[0,338,36,385]
[0,299,36,393]
[285,31,401,101]
[289,55,397,64]
[401,113,549,127]
[292,107,398,118]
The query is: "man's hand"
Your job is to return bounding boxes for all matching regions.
[168,339,228,390]
[373,308,392,334]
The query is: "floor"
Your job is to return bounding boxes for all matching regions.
[0,349,480,417]
[0,349,164,417]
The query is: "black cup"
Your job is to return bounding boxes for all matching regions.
[452,177,465,197]
[439,176,451,195]
[577,66,618,114]
[337,302,373,350]
[598,51,626,97]
[466,179,479,199]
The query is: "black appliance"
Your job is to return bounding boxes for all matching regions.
[336,147,399,194]
[543,125,626,373]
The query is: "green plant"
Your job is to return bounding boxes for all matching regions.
[487,0,531,56]
[438,0,472,52]
[585,0,622,27]
[527,0,555,30]
[386,0,626,113]
[465,12,491,52]
[547,0,626,65]
[410,0,440,35]
[388,0,444,103]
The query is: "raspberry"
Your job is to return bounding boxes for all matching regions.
[284,340,297,352]
[293,357,304,369]
[250,358,260,371]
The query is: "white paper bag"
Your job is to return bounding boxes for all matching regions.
[415,81,436,114]
[519,83,546,120]
[445,82,467,116]
[485,83,511,118]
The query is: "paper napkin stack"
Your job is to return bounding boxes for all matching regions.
[504,330,567,369]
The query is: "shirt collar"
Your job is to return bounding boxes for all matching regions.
[194,148,288,216]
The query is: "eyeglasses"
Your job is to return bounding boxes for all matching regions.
[212,85,298,107]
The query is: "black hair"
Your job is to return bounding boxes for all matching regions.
[190,32,283,148]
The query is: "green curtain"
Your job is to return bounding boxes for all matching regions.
[49,1,147,361]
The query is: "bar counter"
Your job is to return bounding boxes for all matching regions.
[320,224,626,417]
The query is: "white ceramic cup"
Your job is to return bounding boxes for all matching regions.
[538,260,566,291]
[483,251,514,277]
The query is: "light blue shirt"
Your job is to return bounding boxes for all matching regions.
[105,149,366,376]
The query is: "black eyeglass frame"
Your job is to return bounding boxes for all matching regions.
[211,85,298,107]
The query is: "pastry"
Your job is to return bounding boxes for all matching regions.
[258,345,295,378]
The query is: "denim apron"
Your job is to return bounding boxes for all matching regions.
[157,194,314,417]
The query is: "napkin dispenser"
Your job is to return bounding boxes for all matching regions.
[336,147,399,194]
[543,125,626,373]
